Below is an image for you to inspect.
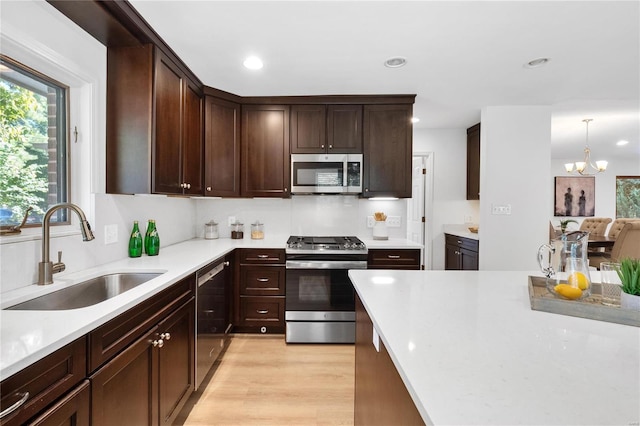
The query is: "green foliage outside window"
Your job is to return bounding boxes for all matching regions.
[0,78,49,224]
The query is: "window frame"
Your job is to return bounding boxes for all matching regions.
[0,54,71,228]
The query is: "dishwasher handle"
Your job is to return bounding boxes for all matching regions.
[197,261,227,287]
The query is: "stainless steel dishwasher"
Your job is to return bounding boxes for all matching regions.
[196,258,231,389]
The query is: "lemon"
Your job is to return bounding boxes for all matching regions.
[567,272,589,290]
[554,284,583,300]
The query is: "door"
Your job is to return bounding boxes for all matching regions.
[327,105,362,153]
[204,97,240,197]
[181,80,203,195]
[408,153,434,270]
[290,105,326,154]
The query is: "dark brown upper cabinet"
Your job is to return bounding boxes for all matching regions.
[106,45,203,195]
[466,123,481,200]
[204,96,241,197]
[241,105,290,198]
[290,104,362,154]
[362,104,413,198]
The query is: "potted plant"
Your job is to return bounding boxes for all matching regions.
[617,258,640,310]
[559,219,578,234]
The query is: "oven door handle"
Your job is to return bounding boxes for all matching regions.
[286,260,367,270]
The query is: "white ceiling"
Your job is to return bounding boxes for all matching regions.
[128,0,640,162]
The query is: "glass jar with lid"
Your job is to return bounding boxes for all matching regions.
[251,221,264,239]
[231,222,244,239]
[204,220,218,239]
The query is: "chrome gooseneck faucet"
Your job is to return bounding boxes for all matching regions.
[38,203,95,285]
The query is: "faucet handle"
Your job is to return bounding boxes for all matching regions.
[53,250,66,274]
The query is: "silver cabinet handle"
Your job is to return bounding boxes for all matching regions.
[457,240,462,244]
[152,339,164,348]
[186,183,191,189]
[321,144,325,149]
[257,254,269,259]
[223,261,230,266]
[328,144,333,149]
[257,278,269,282]
[387,255,401,259]
[256,309,269,314]
[206,186,212,191]
[0,392,29,419]
[160,332,171,341]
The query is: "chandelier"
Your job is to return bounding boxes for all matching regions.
[564,119,607,175]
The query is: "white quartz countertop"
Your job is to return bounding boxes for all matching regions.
[0,235,288,380]
[443,224,479,240]
[359,237,423,249]
[0,234,420,380]
[349,269,640,425]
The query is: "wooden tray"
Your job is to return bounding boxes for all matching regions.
[528,276,639,327]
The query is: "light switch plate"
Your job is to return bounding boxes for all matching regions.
[104,224,118,244]
[366,216,374,228]
[228,216,236,226]
[387,216,401,227]
[491,204,512,215]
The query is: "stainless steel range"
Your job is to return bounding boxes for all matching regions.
[285,236,367,343]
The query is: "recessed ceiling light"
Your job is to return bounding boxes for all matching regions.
[243,56,263,70]
[411,117,420,123]
[384,57,407,68]
[524,57,550,68]
[617,140,629,146]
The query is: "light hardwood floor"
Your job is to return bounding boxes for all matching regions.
[178,334,355,426]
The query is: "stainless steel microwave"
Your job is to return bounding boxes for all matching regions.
[290,154,363,194]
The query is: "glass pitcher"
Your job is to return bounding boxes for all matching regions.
[537,231,592,299]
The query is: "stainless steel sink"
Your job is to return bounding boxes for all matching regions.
[6,273,163,310]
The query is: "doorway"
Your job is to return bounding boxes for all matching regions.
[406,152,434,269]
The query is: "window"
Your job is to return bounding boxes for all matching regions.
[0,55,69,227]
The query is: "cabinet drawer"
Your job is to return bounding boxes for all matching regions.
[238,248,285,264]
[240,266,285,295]
[239,297,285,325]
[88,275,195,372]
[0,337,87,426]
[445,234,478,252]
[367,249,420,269]
[28,380,90,426]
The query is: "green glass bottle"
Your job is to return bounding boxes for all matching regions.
[144,219,160,256]
[128,221,143,258]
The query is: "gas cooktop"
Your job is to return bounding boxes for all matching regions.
[286,236,367,253]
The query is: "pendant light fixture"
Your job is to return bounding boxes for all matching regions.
[564,119,608,175]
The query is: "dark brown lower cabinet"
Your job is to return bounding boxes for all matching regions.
[90,299,194,426]
[445,234,479,270]
[355,296,424,426]
[28,380,90,426]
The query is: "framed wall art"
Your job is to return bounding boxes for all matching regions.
[616,176,640,218]
[554,176,595,217]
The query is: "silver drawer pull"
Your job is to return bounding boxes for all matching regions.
[387,255,401,259]
[257,254,269,259]
[0,392,29,419]
[457,240,462,244]
[160,332,171,341]
[256,309,269,314]
[152,339,164,348]
[257,278,269,282]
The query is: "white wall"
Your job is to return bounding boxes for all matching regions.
[479,106,552,270]
[413,128,480,270]
[0,1,196,292]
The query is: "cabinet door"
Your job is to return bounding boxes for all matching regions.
[466,123,480,200]
[181,79,203,195]
[327,105,362,153]
[156,300,195,425]
[363,104,412,198]
[28,381,90,426]
[460,248,479,271]
[153,51,184,194]
[444,244,461,270]
[91,326,159,426]
[241,105,290,197]
[204,97,240,197]
[290,105,326,154]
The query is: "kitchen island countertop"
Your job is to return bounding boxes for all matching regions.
[349,269,640,425]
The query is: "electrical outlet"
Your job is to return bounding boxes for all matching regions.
[228,216,236,226]
[386,216,401,227]
[366,216,374,228]
[104,224,118,244]
[491,204,512,215]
